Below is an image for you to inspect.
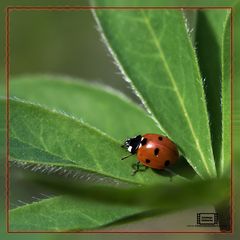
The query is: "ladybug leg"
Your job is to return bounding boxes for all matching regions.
[121,154,133,160]
[164,168,176,182]
[143,165,148,171]
[131,161,140,176]
[131,162,148,176]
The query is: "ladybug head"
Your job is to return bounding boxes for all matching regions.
[122,135,142,154]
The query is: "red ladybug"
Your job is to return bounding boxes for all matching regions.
[122,134,179,175]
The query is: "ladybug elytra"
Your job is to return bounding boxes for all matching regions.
[122,134,179,175]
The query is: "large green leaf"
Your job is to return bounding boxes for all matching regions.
[195,10,230,171]
[33,174,229,208]
[220,13,231,177]
[8,75,160,141]
[183,10,198,43]
[5,98,186,185]
[10,196,146,231]
[94,8,216,179]
[91,0,237,7]
[10,176,228,231]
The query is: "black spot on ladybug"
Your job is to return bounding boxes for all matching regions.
[164,160,170,166]
[158,136,163,141]
[141,138,147,146]
[154,148,159,156]
[145,159,151,163]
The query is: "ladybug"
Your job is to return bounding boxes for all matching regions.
[121,134,179,175]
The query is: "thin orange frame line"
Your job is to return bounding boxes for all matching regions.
[5,5,233,234]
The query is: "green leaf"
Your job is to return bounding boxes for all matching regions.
[5,98,186,185]
[33,174,229,208]
[94,8,216,179]
[10,196,146,231]
[220,13,231,177]
[90,0,237,6]
[9,75,160,141]
[183,10,198,43]
[195,10,230,172]
[10,176,228,231]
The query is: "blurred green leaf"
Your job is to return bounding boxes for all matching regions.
[10,176,228,231]
[220,13,231,177]
[4,98,186,185]
[34,174,229,208]
[94,8,216,179]
[195,10,230,171]
[9,75,160,141]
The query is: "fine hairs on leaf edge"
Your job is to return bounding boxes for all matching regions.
[8,98,147,184]
[10,74,153,120]
[10,137,149,186]
[182,10,195,38]
[219,10,231,177]
[7,97,122,146]
[11,159,124,187]
[91,9,168,137]
[10,195,60,212]
[181,11,217,176]
[11,193,56,210]
[92,9,217,179]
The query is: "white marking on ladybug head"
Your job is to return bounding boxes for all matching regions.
[127,146,132,152]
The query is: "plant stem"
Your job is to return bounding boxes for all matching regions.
[215,201,231,232]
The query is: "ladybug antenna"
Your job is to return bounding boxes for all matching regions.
[121,154,133,160]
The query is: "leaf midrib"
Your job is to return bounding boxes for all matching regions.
[11,98,120,169]
[220,11,231,176]
[10,134,78,166]
[10,134,145,186]
[140,10,212,178]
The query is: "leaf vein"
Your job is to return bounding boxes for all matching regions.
[141,10,213,178]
